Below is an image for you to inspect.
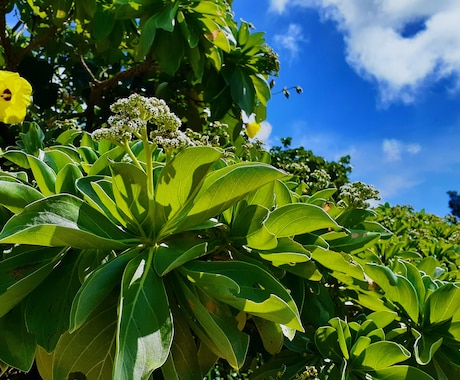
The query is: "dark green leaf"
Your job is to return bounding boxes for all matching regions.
[114,249,173,379]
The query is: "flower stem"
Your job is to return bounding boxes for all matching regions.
[141,128,154,199]
[122,139,143,171]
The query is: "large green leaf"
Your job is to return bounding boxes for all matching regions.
[0,180,44,213]
[24,251,82,352]
[176,162,285,233]
[352,341,411,370]
[230,67,255,114]
[0,304,36,371]
[155,146,222,226]
[365,263,420,323]
[265,203,340,237]
[76,176,127,227]
[53,296,117,380]
[176,276,249,369]
[0,194,136,249]
[153,238,219,276]
[425,283,460,324]
[257,238,311,267]
[27,155,56,196]
[180,261,303,331]
[372,365,435,380]
[110,162,152,234]
[114,249,173,380]
[70,249,139,332]
[0,246,65,317]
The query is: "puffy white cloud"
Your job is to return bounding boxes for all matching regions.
[382,138,421,161]
[273,23,308,60]
[269,0,460,104]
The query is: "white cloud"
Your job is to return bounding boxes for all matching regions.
[269,0,460,104]
[273,23,308,60]
[382,138,421,161]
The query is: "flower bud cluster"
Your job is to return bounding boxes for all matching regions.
[92,94,182,144]
[339,181,381,208]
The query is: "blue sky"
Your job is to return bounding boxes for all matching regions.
[233,0,460,217]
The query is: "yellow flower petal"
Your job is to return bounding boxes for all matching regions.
[245,121,261,138]
[0,71,32,124]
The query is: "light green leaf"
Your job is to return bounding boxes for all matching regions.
[110,162,152,234]
[426,283,460,324]
[365,263,420,323]
[372,365,435,380]
[55,163,82,195]
[53,297,117,380]
[311,246,365,281]
[314,326,344,362]
[329,317,351,360]
[155,146,222,225]
[265,203,340,238]
[153,239,218,276]
[177,277,249,369]
[257,238,311,267]
[0,180,44,213]
[0,246,65,318]
[353,341,410,370]
[253,317,283,355]
[251,73,271,106]
[27,155,56,196]
[180,261,303,331]
[76,176,127,227]
[114,249,173,380]
[0,194,135,249]
[177,162,285,233]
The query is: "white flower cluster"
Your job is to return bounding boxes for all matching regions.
[92,94,182,144]
[339,181,381,209]
[150,129,193,153]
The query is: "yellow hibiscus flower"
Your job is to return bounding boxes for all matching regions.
[0,71,32,124]
[245,121,261,138]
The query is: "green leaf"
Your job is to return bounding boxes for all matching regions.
[0,194,135,249]
[1,150,30,169]
[251,73,271,106]
[110,162,152,234]
[0,246,65,318]
[114,249,173,379]
[257,238,311,267]
[230,68,255,114]
[76,176,127,227]
[153,239,218,276]
[311,246,365,281]
[365,263,420,323]
[177,162,285,233]
[413,330,443,365]
[155,146,222,226]
[53,296,117,380]
[180,261,303,331]
[70,249,139,332]
[265,203,340,237]
[314,326,344,362]
[353,341,410,370]
[0,180,44,213]
[27,155,56,196]
[372,365,435,380]
[253,317,283,355]
[425,283,460,324]
[329,317,351,360]
[153,28,185,76]
[55,163,82,195]
[24,251,82,351]
[91,9,116,40]
[0,304,36,371]
[138,14,157,57]
[176,277,249,369]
